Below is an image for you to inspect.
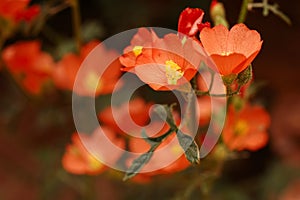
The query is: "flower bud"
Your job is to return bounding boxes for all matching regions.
[237,65,252,86]
[210,0,229,28]
[222,74,237,87]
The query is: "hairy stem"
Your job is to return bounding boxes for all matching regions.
[238,0,249,23]
[70,0,82,52]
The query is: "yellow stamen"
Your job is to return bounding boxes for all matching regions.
[221,51,233,56]
[165,60,184,85]
[88,154,103,171]
[85,72,102,92]
[234,120,249,136]
[133,45,143,57]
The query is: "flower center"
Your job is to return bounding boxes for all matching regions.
[85,72,102,92]
[234,120,249,136]
[133,45,143,57]
[221,51,233,56]
[88,154,103,171]
[165,60,184,85]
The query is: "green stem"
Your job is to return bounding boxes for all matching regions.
[208,71,215,92]
[238,0,249,23]
[147,128,175,143]
[195,89,240,97]
[70,0,82,52]
[248,1,292,25]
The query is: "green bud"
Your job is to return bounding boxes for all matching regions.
[237,65,252,86]
[222,74,237,87]
[210,2,229,28]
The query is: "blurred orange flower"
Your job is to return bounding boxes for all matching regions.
[0,0,40,22]
[98,98,152,135]
[121,29,203,91]
[62,133,106,175]
[222,103,270,151]
[62,126,125,175]
[2,40,54,94]
[178,7,210,37]
[200,24,262,76]
[119,28,158,72]
[53,40,122,96]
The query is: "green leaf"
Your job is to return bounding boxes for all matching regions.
[177,130,200,164]
[123,151,154,181]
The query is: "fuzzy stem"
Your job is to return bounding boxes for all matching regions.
[70,0,82,52]
[238,0,249,23]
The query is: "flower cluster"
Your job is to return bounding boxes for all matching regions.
[61,7,270,181]
[0,0,271,184]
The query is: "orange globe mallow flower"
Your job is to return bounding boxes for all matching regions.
[119,28,158,72]
[0,0,40,23]
[222,103,270,151]
[200,23,262,76]
[177,7,210,37]
[2,40,54,94]
[53,40,122,96]
[62,133,106,175]
[62,127,125,175]
[120,28,204,91]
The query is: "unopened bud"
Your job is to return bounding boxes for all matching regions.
[237,65,252,86]
[210,0,229,28]
[222,74,237,87]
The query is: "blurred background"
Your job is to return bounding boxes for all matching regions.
[0,0,300,199]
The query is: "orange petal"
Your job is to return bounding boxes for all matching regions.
[153,34,184,67]
[232,50,260,74]
[244,131,269,151]
[131,28,158,45]
[134,63,167,88]
[210,53,246,75]
[200,24,229,55]
[227,24,262,57]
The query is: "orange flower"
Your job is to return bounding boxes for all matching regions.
[177,7,210,37]
[62,133,106,175]
[0,0,40,22]
[15,4,40,22]
[222,103,270,151]
[2,40,54,94]
[200,24,262,76]
[98,98,152,135]
[62,126,125,175]
[53,40,122,96]
[119,28,158,72]
[121,29,204,91]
